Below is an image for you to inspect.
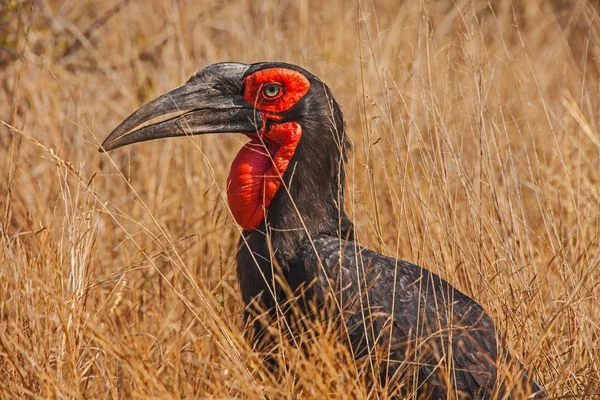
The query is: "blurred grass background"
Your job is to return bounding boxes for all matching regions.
[1,0,599,398]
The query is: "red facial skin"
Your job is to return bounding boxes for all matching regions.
[226,68,310,231]
[242,68,310,113]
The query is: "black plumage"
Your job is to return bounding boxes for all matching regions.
[101,61,545,399]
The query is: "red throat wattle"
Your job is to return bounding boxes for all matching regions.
[227,122,301,230]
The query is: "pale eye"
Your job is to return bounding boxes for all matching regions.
[263,84,282,99]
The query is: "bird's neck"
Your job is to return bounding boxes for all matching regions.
[235,121,352,307]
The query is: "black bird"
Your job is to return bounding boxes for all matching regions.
[101,62,545,399]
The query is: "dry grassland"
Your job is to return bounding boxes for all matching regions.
[1,0,600,398]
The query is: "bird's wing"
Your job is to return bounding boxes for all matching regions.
[296,235,502,398]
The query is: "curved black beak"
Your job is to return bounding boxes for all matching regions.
[99,62,260,152]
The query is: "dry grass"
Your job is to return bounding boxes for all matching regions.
[1,0,600,398]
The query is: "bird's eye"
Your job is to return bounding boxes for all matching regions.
[263,84,282,99]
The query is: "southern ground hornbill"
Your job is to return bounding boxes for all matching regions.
[101,62,545,398]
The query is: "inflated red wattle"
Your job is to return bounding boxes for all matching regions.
[227,122,302,230]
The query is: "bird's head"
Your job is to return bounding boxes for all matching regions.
[101,62,348,232]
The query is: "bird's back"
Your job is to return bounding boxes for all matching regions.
[292,235,544,399]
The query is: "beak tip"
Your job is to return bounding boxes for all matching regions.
[98,141,113,153]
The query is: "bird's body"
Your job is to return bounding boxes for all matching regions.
[101,61,545,398]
